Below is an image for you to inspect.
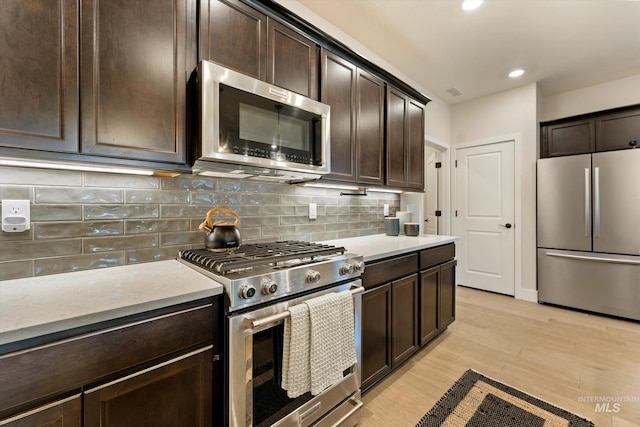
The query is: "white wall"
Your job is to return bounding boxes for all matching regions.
[451,83,539,300]
[542,74,640,121]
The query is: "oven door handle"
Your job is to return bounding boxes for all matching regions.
[248,286,365,329]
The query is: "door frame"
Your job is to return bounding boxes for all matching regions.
[400,136,451,235]
[452,134,527,301]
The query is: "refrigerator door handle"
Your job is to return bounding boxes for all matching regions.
[594,166,601,238]
[545,252,640,265]
[584,167,590,237]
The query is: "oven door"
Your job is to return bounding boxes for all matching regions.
[227,280,363,427]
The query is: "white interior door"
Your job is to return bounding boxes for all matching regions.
[424,151,439,234]
[455,141,515,295]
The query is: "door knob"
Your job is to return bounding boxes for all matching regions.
[499,223,512,229]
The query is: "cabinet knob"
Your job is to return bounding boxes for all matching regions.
[499,223,513,229]
[629,140,638,148]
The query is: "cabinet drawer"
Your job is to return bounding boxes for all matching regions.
[362,254,418,289]
[419,243,455,270]
[0,303,214,418]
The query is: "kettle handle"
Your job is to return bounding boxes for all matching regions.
[205,207,240,228]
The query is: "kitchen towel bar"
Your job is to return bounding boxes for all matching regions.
[248,286,364,329]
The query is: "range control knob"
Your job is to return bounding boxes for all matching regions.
[306,270,321,284]
[339,263,354,275]
[239,285,256,299]
[353,261,365,272]
[262,279,278,295]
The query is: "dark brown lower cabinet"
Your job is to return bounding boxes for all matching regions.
[391,274,419,366]
[361,284,392,391]
[362,244,456,393]
[84,347,212,427]
[419,259,457,346]
[0,395,81,427]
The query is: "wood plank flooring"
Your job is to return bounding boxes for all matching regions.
[359,286,640,426]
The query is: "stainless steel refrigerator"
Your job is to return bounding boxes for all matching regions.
[537,149,640,321]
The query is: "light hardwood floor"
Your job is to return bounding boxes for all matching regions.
[359,286,640,426]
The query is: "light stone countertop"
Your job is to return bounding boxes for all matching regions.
[320,234,459,262]
[0,260,223,347]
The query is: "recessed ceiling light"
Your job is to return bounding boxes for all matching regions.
[509,69,525,78]
[462,0,483,11]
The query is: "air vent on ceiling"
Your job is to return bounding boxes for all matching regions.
[446,87,463,97]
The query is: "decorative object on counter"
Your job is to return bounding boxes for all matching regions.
[384,217,400,236]
[199,207,242,250]
[396,211,412,235]
[415,370,595,427]
[404,222,419,236]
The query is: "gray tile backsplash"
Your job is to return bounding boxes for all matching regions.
[0,166,400,280]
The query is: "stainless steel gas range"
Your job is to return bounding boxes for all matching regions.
[178,241,365,427]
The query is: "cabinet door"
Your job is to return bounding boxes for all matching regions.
[419,266,439,346]
[595,108,640,152]
[355,69,385,185]
[391,274,419,367]
[407,99,425,190]
[0,395,81,427]
[541,119,594,157]
[386,86,408,188]
[267,19,318,99]
[361,284,392,391]
[439,260,457,330]
[321,50,357,182]
[0,0,78,152]
[80,0,194,164]
[200,0,266,79]
[84,348,213,427]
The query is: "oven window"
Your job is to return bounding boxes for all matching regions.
[239,103,310,152]
[252,325,313,427]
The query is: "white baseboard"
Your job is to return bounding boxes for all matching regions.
[516,288,538,303]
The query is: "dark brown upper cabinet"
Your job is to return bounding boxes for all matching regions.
[540,105,640,158]
[200,0,267,80]
[80,0,195,164]
[387,86,425,190]
[200,0,319,99]
[0,0,79,153]
[267,19,319,100]
[321,50,384,185]
[321,51,356,182]
[541,119,595,157]
[595,107,640,151]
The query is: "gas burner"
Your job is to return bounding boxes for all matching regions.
[177,240,363,312]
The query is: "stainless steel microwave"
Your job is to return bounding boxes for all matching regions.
[194,61,331,182]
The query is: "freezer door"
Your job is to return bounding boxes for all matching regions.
[537,154,592,251]
[538,248,640,321]
[592,149,640,255]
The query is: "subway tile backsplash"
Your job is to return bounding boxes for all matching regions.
[0,166,399,280]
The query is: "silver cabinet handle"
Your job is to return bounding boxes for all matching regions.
[546,252,640,265]
[594,166,601,238]
[584,167,590,237]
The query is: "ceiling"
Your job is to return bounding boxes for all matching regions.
[293,0,640,105]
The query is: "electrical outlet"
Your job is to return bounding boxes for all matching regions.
[309,203,317,220]
[384,204,389,216]
[2,199,31,232]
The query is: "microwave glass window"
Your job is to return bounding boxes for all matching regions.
[239,103,310,151]
[218,84,322,165]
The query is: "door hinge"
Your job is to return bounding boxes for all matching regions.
[435,210,442,217]
[435,162,442,168]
